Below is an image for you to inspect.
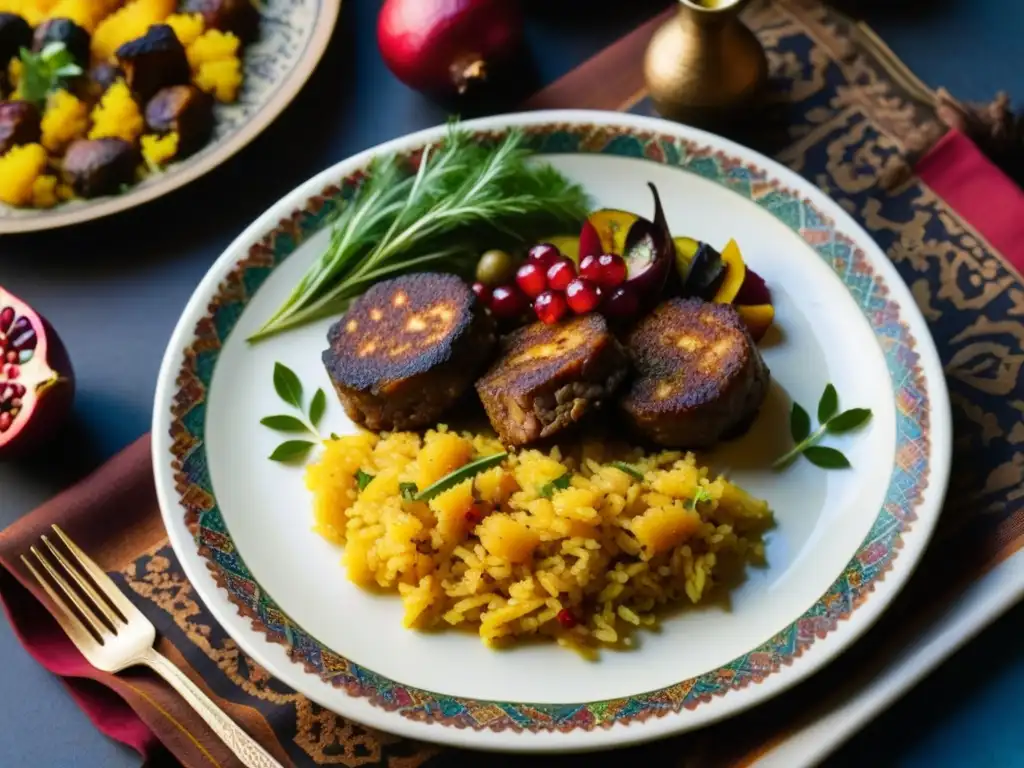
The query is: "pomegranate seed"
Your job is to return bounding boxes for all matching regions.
[596,253,628,287]
[556,609,578,629]
[489,284,529,319]
[579,253,601,283]
[11,383,24,398]
[0,412,11,432]
[527,243,561,270]
[9,398,20,409]
[5,351,16,364]
[0,307,12,333]
[545,258,576,291]
[602,285,640,319]
[516,262,547,298]
[565,277,601,314]
[534,291,568,324]
[471,281,492,305]
[4,365,18,379]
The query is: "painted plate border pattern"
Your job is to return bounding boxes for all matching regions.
[167,123,931,733]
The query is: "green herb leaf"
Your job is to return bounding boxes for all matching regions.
[260,414,309,432]
[273,362,303,409]
[827,408,873,434]
[790,402,811,443]
[817,383,838,424]
[803,446,850,469]
[399,482,419,501]
[330,432,341,440]
[416,452,508,501]
[18,43,82,108]
[539,473,572,498]
[355,469,375,491]
[268,440,315,462]
[609,461,645,481]
[690,486,713,509]
[309,388,326,428]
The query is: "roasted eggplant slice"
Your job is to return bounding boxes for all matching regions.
[0,101,41,156]
[32,19,90,68]
[183,0,260,43]
[115,25,190,103]
[144,85,214,157]
[61,138,139,198]
[0,13,31,68]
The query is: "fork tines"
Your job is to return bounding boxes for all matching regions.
[21,525,131,642]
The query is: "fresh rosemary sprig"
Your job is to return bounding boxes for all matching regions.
[772,383,872,469]
[249,122,591,342]
[260,362,327,461]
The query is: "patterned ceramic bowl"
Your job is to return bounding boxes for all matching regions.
[0,0,342,234]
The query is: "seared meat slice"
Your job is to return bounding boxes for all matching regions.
[620,298,769,449]
[476,314,628,446]
[323,272,496,431]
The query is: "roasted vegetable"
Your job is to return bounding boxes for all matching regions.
[144,84,213,156]
[61,138,139,198]
[32,19,90,68]
[0,13,31,69]
[736,304,774,342]
[115,25,190,103]
[0,101,41,156]
[711,238,746,304]
[183,0,260,43]
[679,241,725,299]
[73,61,124,103]
[735,266,771,305]
[620,183,675,308]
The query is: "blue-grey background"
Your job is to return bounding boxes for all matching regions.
[2,0,1022,765]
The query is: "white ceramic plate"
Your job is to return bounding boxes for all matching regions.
[152,110,952,753]
[0,0,342,234]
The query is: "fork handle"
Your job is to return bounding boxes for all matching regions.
[140,648,284,768]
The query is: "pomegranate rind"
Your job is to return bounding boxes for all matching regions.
[0,288,75,459]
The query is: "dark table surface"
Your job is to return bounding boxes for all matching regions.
[2,1,1023,765]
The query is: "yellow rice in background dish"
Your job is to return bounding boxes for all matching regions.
[307,427,773,653]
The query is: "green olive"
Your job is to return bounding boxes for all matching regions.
[475,249,516,287]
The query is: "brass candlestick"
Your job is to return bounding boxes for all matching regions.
[644,0,768,128]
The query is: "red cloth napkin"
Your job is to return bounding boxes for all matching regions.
[917,129,1024,276]
[0,436,295,768]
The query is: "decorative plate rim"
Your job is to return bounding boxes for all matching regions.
[0,0,342,235]
[152,109,953,752]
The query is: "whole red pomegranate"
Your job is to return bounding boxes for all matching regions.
[0,287,75,459]
[377,0,524,97]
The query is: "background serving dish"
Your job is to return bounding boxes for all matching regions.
[152,110,952,752]
[0,0,341,233]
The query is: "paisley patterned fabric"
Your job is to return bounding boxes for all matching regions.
[16,0,1021,764]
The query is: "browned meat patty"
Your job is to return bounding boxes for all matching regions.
[475,313,628,446]
[620,298,770,448]
[323,272,496,431]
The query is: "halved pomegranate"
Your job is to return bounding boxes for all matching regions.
[0,287,74,458]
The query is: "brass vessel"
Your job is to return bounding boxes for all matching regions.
[644,0,768,127]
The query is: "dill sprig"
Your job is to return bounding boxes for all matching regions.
[249,123,591,342]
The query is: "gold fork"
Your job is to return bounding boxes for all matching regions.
[21,524,282,768]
